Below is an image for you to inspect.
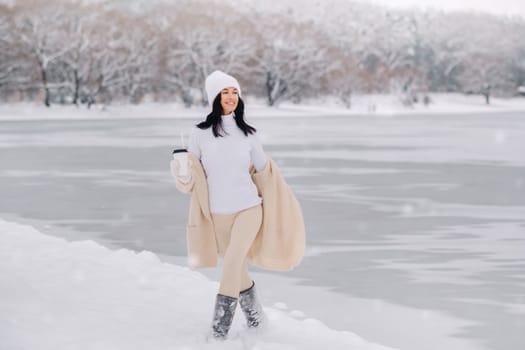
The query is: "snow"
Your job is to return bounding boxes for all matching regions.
[0,218,396,350]
[0,93,524,121]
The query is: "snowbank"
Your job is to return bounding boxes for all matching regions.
[0,93,524,121]
[0,218,396,350]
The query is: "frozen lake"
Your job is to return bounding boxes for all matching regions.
[1,111,524,350]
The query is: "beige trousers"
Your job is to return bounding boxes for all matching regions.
[212,204,262,298]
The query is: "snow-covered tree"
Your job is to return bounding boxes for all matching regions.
[9,0,80,106]
[57,6,97,106]
[0,6,19,92]
[421,12,469,92]
[162,4,256,106]
[508,48,525,92]
[253,16,337,106]
[66,9,158,106]
[452,13,516,102]
[503,18,525,93]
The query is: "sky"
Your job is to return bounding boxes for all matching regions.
[363,0,525,18]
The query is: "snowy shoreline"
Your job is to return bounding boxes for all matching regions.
[0,218,397,350]
[0,210,489,350]
[1,93,524,121]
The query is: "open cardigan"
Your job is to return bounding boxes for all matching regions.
[174,152,305,271]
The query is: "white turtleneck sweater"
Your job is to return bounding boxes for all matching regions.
[187,113,267,214]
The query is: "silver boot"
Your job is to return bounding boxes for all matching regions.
[211,294,238,339]
[239,281,265,328]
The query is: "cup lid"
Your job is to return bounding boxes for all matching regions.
[172,149,188,154]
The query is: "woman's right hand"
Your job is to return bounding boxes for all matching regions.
[170,159,193,183]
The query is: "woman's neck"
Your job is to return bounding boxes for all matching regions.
[221,112,235,125]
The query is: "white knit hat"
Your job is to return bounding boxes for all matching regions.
[205,70,242,106]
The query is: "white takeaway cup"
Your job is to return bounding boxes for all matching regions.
[172,149,188,177]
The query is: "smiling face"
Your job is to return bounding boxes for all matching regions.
[220,87,239,115]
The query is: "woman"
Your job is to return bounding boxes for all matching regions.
[171,70,305,340]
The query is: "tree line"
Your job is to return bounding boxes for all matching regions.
[1,0,524,107]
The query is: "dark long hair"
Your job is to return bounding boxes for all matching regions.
[196,94,256,137]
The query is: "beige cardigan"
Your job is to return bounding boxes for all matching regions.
[174,153,305,271]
